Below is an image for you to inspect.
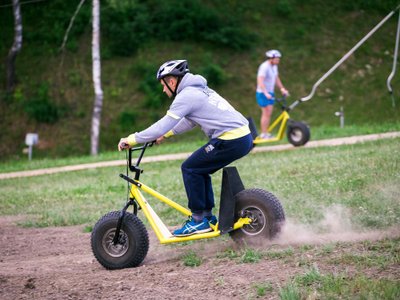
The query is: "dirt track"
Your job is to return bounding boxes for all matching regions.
[1,133,399,299]
[1,215,399,300]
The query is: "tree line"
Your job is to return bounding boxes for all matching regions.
[3,0,254,156]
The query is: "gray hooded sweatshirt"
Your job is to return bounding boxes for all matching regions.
[134,73,249,143]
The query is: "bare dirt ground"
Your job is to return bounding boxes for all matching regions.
[1,215,399,300]
[1,133,399,299]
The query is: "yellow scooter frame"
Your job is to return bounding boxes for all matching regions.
[251,96,311,147]
[127,177,251,244]
[253,110,290,145]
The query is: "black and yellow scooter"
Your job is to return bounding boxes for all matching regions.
[91,143,285,269]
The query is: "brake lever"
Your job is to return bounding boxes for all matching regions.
[147,141,156,147]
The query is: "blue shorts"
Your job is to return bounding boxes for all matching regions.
[256,92,275,107]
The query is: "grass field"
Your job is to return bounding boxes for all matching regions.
[1,122,400,174]
[0,133,398,231]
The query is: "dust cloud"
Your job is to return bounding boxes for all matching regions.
[145,204,399,263]
[275,204,400,246]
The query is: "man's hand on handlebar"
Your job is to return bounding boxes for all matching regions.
[118,137,161,151]
[156,136,165,145]
[118,138,130,151]
[280,88,289,97]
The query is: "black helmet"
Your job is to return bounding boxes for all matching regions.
[156,60,189,80]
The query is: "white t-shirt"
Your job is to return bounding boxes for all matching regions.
[257,61,278,93]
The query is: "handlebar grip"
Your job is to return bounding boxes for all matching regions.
[148,140,157,147]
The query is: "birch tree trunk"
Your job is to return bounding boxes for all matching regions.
[6,0,23,94]
[90,0,103,155]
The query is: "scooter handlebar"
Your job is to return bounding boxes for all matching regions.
[275,95,287,102]
[130,141,156,152]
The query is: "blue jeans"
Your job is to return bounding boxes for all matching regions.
[181,133,253,215]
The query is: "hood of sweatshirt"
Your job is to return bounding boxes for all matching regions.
[176,73,207,94]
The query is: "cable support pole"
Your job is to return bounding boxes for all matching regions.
[289,5,400,110]
[387,9,400,107]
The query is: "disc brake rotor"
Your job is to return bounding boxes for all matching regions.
[102,228,129,257]
[241,207,266,236]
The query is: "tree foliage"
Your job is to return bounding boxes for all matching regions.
[101,0,257,57]
[0,0,399,159]
[24,83,60,124]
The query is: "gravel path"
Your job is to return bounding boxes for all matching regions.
[1,131,399,180]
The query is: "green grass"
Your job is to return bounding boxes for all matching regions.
[181,250,202,267]
[0,136,205,173]
[284,238,399,299]
[216,247,240,260]
[0,136,399,229]
[279,282,301,300]
[212,238,399,299]
[215,246,295,265]
[252,281,273,297]
[266,248,295,260]
[328,239,400,270]
[288,271,400,299]
[1,122,399,173]
[240,248,263,264]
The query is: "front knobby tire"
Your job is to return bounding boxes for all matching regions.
[91,211,149,270]
[287,121,310,146]
[230,188,285,245]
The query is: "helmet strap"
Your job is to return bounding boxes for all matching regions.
[162,76,182,98]
[175,77,183,96]
[162,78,175,97]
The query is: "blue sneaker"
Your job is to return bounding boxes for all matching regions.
[206,215,218,226]
[173,217,212,236]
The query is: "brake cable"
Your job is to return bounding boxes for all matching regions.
[125,149,130,201]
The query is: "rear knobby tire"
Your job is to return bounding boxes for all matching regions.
[287,121,310,146]
[229,188,285,245]
[91,211,149,270]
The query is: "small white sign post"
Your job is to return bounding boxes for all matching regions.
[335,107,345,128]
[25,133,39,160]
